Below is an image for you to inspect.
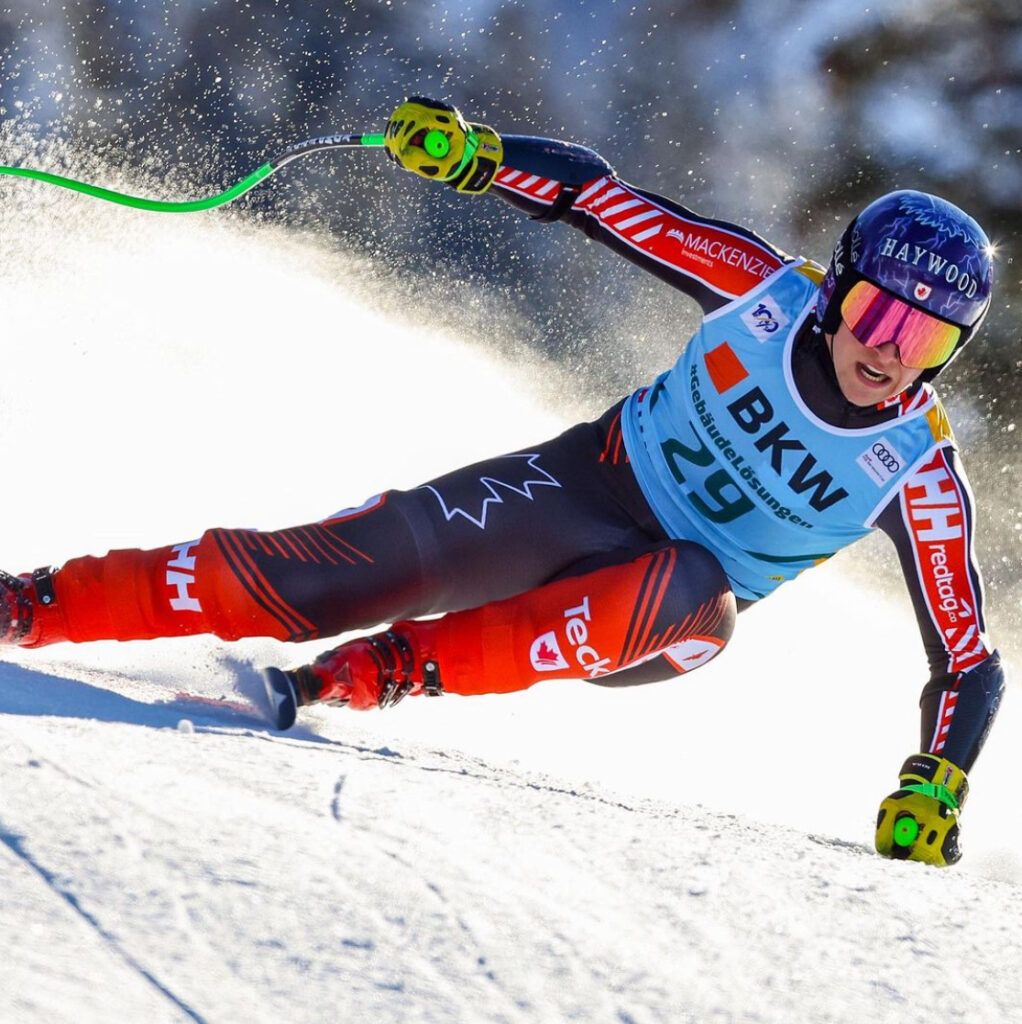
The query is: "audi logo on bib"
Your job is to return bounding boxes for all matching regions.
[871,442,901,472]
[857,436,907,486]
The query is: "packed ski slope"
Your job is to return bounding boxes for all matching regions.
[1,159,1021,1023]
[4,678,1022,1024]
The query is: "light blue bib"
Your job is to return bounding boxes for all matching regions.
[621,264,945,600]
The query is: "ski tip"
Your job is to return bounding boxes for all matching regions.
[262,666,298,731]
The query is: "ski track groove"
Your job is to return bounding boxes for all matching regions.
[0,720,266,1023]
[349,749,664,1022]
[326,753,543,1024]
[331,772,346,822]
[0,823,209,1024]
[262,722,651,817]
[382,842,524,1019]
[313,722,830,1022]
[3,718,198,838]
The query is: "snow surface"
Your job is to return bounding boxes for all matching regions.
[1,160,1021,1023]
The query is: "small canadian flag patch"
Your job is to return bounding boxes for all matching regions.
[530,631,569,671]
[914,282,933,301]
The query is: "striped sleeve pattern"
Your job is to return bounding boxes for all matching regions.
[490,138,792,314]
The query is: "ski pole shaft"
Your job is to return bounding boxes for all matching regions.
[0,132,386,213]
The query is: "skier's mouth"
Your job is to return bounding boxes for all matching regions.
[856,362,892,387]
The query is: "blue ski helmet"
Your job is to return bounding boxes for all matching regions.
[816,190,994,380]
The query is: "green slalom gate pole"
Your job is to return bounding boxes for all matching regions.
[0,132,387,213]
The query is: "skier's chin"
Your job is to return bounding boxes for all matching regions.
[846,363,899,404]
[833,364,891,405]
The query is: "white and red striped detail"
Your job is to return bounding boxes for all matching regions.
[928,688,959,754]
[877,385,931,416]
[493,170,784,298]
[901,447,990,674]
[493,167,562,202]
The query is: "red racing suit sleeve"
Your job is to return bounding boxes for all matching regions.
[874,442,1004,771]
[490,135,794,314]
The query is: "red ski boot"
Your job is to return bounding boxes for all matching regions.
[262,625,443,730]
[0,569,63,647]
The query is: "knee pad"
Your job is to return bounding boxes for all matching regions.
[434,540,735,696]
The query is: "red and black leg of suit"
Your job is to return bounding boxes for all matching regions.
[26,402,736,698]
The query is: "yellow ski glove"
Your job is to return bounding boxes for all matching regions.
[875,753,969,866]
[384,97,503,194]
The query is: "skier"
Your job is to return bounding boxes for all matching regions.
[0,98,1004,866]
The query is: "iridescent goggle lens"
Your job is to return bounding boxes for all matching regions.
[840,280,961,369]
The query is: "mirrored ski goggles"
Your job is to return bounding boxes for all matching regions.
[840,280,961,369]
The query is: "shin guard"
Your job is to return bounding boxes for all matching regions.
[429,542,734,696]
[36,532,310,646]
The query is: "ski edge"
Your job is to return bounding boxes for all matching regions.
[262,666,298,731]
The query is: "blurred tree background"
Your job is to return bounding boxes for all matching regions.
[0,0,1019,576]
[1,0,1017,385]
